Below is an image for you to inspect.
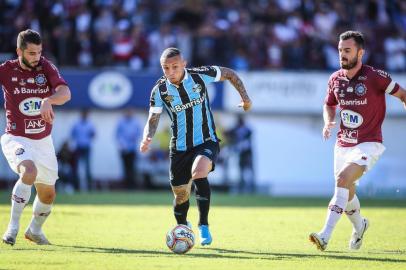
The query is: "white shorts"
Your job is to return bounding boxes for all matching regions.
[1,133,59,185]
[334,142,385,179]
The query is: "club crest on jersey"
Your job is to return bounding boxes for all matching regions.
[19,79,26,86]
[355,83,367,96]
[35,74,47,86]
[164,95,174,103]
[192,84,202,93]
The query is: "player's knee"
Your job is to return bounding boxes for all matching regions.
[191,169,208,180]
[173,186,189,205]
[19,162,37,184]
[38,191,56,204]
[336,174,350,188]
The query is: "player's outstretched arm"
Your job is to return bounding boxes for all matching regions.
[392,86,406,110]
[322,104,336,141]
[140,112,161,153]
[41,85,71,124]
[219,67,252,111]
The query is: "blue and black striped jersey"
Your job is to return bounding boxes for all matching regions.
[149,66,221,151]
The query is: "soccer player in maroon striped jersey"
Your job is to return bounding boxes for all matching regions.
[309,31,406,251]
[0,29,71,245]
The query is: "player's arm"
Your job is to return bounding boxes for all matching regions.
[219,67,252,111]
[41,85,71,124]
[323,104,336,140]
[392,86,406,110]
[140,112,161,153]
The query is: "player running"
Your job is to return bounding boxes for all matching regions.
[140,47,251,246]
[309,31,406,251]
[1,29,71,245]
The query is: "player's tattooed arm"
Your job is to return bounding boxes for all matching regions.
[219,67,252,111]
[140,112,160,153]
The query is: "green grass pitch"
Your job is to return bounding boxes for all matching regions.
[0,191,405,270]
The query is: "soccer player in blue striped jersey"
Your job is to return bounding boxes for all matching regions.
[140,47,252,246]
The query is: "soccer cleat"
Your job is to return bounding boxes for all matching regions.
[349,218,369,250]
[199,225,212,246]
[24,228,51,245]
[309,232,328,251]
[2,228,18,246]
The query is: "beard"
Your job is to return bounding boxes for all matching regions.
[340,55,358,70]
[21,56,39,69]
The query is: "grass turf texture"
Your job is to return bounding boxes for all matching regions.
[0,191,405,270]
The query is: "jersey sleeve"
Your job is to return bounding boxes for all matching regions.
[149,85,163,114]
[0,62,7,86]
[324,75,338,106]
[374,69,400,95]
[42,58,68,89]
[191,66,221,84]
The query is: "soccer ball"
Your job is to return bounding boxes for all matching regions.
[166,224,195,254]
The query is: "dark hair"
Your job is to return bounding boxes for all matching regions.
[339,31,364,49]
[160,47,181,60]
[17,29,42,50]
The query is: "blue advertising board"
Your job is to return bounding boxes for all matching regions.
[0,69,224,110]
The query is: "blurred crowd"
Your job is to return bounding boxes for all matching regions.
[0,0,405,71]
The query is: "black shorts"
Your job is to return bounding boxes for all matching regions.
[169,140,220,187]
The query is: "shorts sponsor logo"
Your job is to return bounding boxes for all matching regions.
[355,83,367,96]
[15,148,25,155]
[361,156,368,161]
[203,149,213,156]
[24,118,46,134]
[19,97,42,116]
[35,74,47,86]
[340,129,358,144]
[340,109,363,129]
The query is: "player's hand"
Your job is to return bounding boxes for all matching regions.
[322,122,336,140]
[140,137,152,153]
[40,98,54,124]
[238,99,252,112]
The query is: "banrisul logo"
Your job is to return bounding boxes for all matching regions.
[19,97,42,116]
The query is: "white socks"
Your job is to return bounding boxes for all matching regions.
[28,196,52,234]
[345,194,363,233]
[319,187,349,241]
[9,179,32,230]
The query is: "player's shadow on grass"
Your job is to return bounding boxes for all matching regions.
[203,247,406,263]
[53,245,406,263]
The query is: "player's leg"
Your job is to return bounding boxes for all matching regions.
[170,151,193,226]
[171,182,192,226]
[3,160,37,245]
[310,163,365,251]
[192,155,212,225]
[191,155,213,246]
[25,161,58,245]
[24,182,55,245]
